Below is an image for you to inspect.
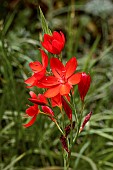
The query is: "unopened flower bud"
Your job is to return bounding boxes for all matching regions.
[80,111,92,132]
[78,72,91,102]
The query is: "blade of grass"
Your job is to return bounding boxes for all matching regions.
[83,35,101,72]
[71,152,98,170]
[3,153,26,170]
[74,141,90,169]
[39,7,52,35]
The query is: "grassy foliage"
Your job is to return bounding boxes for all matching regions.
[0,0,113,169]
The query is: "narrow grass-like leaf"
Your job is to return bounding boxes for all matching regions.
[83,35,101,72]
[74,141,90,169]
[3,153,26,170]
[71,152,98,170]
[84,130,113,141]
[2,10,16,36]
[39,7,52,35]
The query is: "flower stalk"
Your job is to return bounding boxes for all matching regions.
[23,28,92,170]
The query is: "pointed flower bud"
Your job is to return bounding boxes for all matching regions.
[60,135,69,153]
[78,72,91,102]
[61,96,72,120]
[65,121,75,137]
[80,111,92,132]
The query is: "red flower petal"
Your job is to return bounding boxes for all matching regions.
[29,61,43,72]
[50,57,65,79]
[35,80,50,88]
[65,57,77,79]
[38,94,48,104]
[40,76,59,87]
[60,31,65,45]
[23,114,37,128]
[41,41,52,53]
[43,34,53,41]
[40,49,48,67]
[60,83,71,95]
[51,93,62,108]
[34,68,46,80]
[53,31,63,42]
[68,73,81,85]
[28,98,47,105]
[44,85,61,98]
[29,93,47,105]
[25,75,36,85]
[26,104,38,116]
[52,40,63,54]
[29,91,37,99]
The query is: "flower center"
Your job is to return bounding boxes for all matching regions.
[59,75,67,84]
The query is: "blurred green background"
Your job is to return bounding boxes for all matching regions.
[0,0,113,169]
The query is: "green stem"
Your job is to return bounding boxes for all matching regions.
[63,150,69,170]
[54,120,64,136]
[70,92,78,124]
[73,102,85,144]
[60,107,65,131]
[59,52,63,62]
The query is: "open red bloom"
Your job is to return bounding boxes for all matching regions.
[23,103,55,127]
[23,90,55,127]
[78,72,91,102]
[40,57,81,97]
[23,104,39,128]
[28,91,48,105]
[41,31,65,54]
[25,50,48,88]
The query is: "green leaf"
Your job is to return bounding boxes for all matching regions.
[39,7,52,35]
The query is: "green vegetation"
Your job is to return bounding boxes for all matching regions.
[0,0,113,169]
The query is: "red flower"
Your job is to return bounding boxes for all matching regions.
[25,50,48,88]
[40,57,81,97]
[78,72,91,102]
[23,103,55,127]
[23,91,56,127]
[23,104,39,128]
[41,31,65,54]
[28,91,48,105]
